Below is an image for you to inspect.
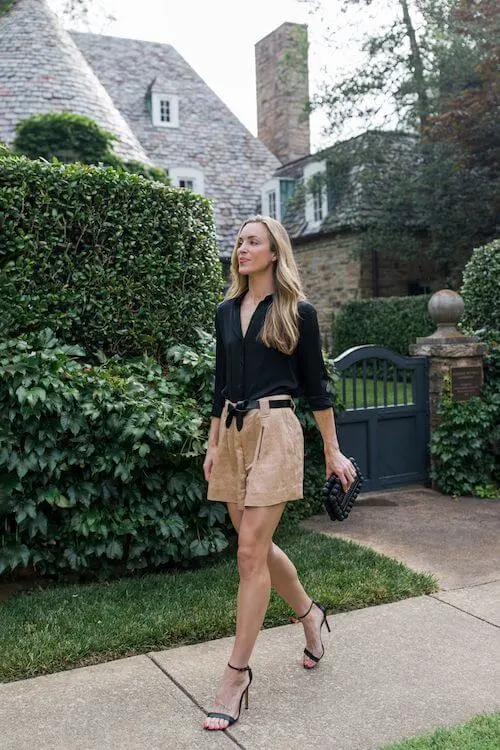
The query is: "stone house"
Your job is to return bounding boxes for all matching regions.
[0,3,440,342]
[255,24,442,346]
[0,0,279,256]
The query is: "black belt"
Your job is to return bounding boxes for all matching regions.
[225,399,292,431]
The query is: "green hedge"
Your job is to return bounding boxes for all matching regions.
[0,329,341,578]
[461,239,500,332]
[0,154,222,360]
[332,295,434,356]
[0,329,224,577]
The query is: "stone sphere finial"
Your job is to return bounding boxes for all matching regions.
[427,289,465,339]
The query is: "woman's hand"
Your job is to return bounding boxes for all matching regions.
[324,446,356,491]
[203,445,218,482]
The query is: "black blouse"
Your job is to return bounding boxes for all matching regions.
[211,292,333,417]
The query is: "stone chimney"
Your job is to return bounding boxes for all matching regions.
[255,22,310,165]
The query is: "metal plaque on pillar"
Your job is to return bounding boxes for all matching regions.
[451,367,483,401]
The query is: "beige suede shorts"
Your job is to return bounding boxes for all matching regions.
[207,396,304,509]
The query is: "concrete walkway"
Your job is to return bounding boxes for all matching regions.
[2,488,499,750]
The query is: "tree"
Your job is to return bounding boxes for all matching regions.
[303,0,475,136]
[301,0,498,282]
[426,0,500,171]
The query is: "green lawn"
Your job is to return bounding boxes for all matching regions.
[0,525,437,682]
[341,376,414,409]
[379,713,500,749]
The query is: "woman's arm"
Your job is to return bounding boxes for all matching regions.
[203,416,220,482]
[313,408,356,490]
[204,307,225,482]
[296,302,355,489]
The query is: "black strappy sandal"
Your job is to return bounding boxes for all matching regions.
[297,599,331,669]
[204,663,253,729]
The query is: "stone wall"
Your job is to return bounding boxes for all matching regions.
[294,230,445,349]
[294,232,362,348]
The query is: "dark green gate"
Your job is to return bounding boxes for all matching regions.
[334,345,429,492]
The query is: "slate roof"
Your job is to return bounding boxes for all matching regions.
[72,32,280,256]
[0,0,150,163]
[277,131,419,241]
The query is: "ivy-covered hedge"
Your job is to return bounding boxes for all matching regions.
[332,295,434,356]
[430,331,500,498]
[0,329,223,577]
[0,329,340,578]
[0,154,222,361]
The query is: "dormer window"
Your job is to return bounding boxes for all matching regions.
[261,178,296,221]
[152,93,179,128]
[169,167,204,195]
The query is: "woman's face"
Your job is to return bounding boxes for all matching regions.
[236,222,277,277]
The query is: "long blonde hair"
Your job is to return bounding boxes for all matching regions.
[226,215,305,355]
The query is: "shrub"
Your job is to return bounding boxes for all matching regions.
[13,112,170,185]
[14,112,115,164]
[0,329,342,577]
[0,153,222,360]
[332,295,434,356]
[0,329,227,577]
[460,238,500,331]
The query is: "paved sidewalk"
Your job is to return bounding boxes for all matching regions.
[2,488,499,750]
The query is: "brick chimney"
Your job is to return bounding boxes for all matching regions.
[255,22,310,165]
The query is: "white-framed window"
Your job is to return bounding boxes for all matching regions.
[152,94,179,128]
[313,186,323,222]
[267,190,277,219]
[304,160,327,228]
[261,178,279,218]
[168,167,204,195]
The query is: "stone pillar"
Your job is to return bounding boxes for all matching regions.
[410,289,487,430]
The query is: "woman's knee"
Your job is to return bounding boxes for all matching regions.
[237,539,269,579]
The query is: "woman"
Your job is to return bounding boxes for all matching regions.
[202,216,355,731]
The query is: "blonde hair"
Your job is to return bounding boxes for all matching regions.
[226,215,305,355]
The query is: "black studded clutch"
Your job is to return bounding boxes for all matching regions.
[322,458,364,521]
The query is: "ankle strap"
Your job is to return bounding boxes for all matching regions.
[228,662,250,672]
[297,600,314,621]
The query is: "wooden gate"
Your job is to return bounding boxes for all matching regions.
[334,345,429,492]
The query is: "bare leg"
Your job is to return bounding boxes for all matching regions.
[203,502,285,731]
[233,507,327,668]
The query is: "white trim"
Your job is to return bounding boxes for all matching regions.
[261,178,280,219]
[169,167,204,195]
[152,94,179,128]
[304,160,327,228]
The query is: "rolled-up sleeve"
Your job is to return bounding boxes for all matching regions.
[211,307,226,417]
[296,302,333,411]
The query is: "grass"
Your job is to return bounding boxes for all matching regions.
[379,713,500,749]
[341,377,414,409]
[0,525,437,683]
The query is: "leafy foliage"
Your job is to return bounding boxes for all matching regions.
[0,0,15,17]
[353,137,497,281]
[430,330,500,497]
[0,330,226,577]
[0,152,222,361]
[460,239,500,332]
[0,329,342,577]
[13,112,170,185]
[426,1,500,172]
[332,295,434,356]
